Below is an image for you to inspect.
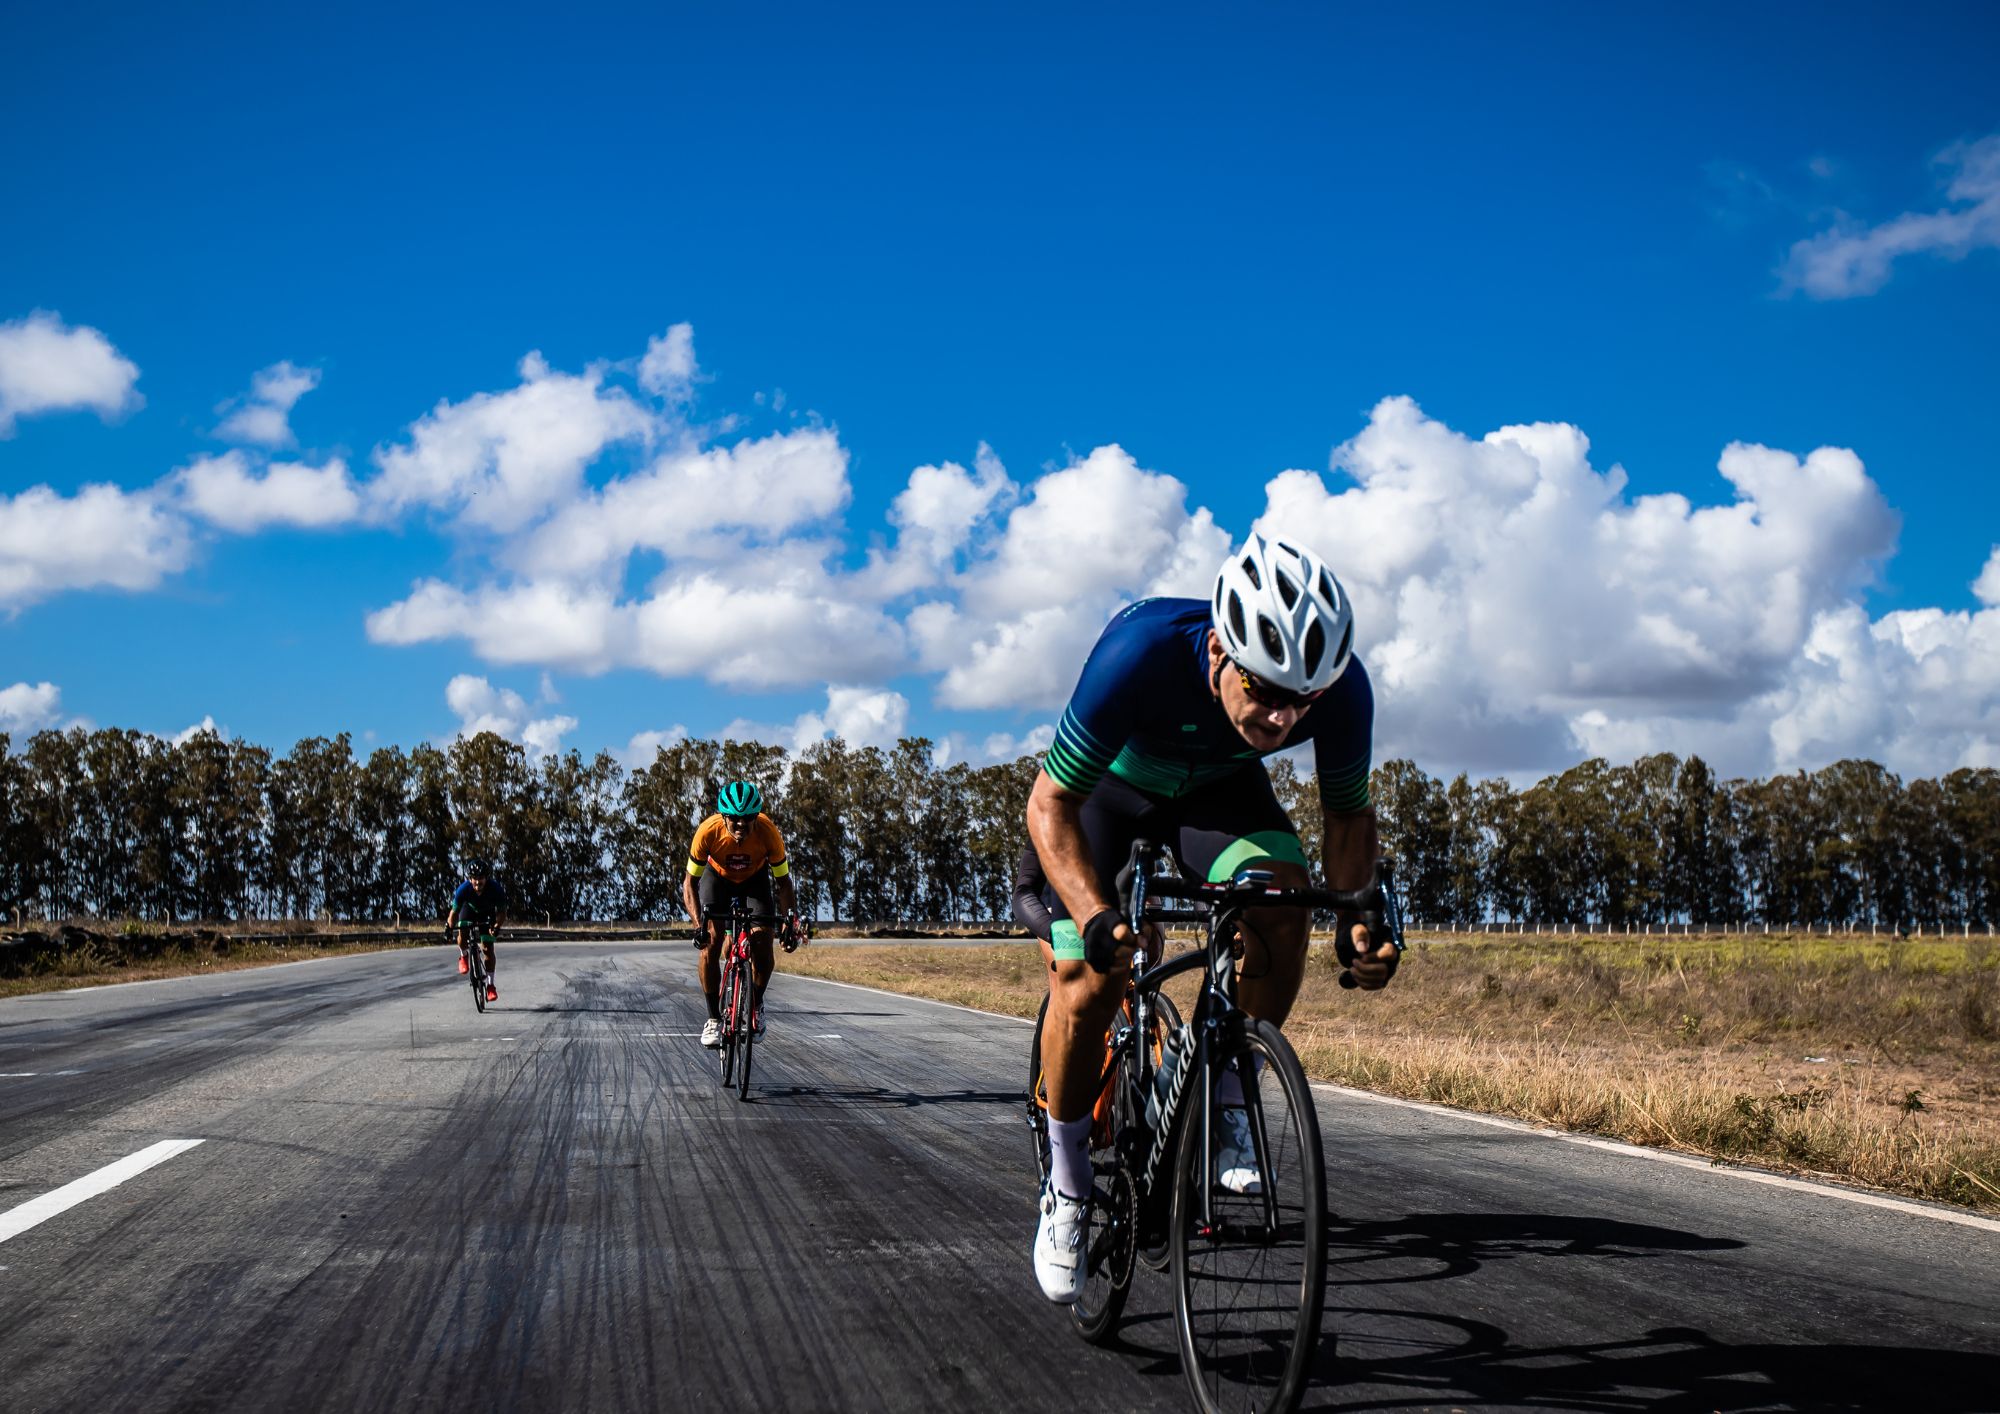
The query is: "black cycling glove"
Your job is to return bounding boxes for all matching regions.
[1083,909,1131,974]
[1334,908,1399,985]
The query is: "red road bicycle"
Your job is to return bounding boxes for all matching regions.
[704,902,810,1101]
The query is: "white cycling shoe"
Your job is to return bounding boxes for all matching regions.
[1216,1106,1263,1195]
[1033,1186,1091,1303]
[699,1018,721,1048]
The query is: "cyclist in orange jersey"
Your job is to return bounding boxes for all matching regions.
[681,779,802,1047]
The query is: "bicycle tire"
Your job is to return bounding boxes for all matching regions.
[719,957,738,1087]
[469,939,487,1014]
[735,960,755,1101]
[1171,1018,1327,1414]
[1028,994,1051,1181]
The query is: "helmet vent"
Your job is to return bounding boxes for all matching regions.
[1335,619,1353,668]
[1318,569,1336,604]
[1275,570,1299,609]
[1303,618,1325,677]
[1240,556,1261,591]
[1257,614,1285,662]
[1226,590,1247,645]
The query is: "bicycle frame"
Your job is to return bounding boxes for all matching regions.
[1108,843,1403,1237]
[712,899,752,1025]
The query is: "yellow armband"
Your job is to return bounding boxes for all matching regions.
[770,859,789,879]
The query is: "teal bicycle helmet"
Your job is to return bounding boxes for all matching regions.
[717,780,764,818]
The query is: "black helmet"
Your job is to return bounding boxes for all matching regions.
[467,858,492,879]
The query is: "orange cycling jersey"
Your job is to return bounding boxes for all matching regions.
[686,813,790,885]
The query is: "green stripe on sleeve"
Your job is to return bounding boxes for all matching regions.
[1316,753,1373,812]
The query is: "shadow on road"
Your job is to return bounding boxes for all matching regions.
[1314,1315,2000,1412]
[1301,1212,1999,1410]
[750,1083,1023,1110]
[1328,1211,1745,1286]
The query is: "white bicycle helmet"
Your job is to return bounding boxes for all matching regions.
[1210,532,1355,694]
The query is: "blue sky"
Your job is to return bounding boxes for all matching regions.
[3,2,1997,779]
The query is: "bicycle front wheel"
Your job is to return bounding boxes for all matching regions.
[735,974,755,1101]
[719,960,739,1087]
[1171,1018,1327,1414]
[469,946,487,1014]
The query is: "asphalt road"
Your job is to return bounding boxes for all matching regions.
[1,942,1995,1413]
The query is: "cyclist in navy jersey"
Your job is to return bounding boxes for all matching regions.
[446,859,508,1003]
[1026,532,1401,1303]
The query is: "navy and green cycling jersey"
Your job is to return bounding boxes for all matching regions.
[451,879,507,923]
[1045,597,1373,812]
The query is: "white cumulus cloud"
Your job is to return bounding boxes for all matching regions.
[370,352,654,533]
[176,451,361,533]
[0,311,142,435]
[443,674,577,757]
[0,482,193,612]
[1256,396,1949,777]
[720,686,912,755]
[638,322,698,402]
[515,427,851,577]
[1782,133,2000,298]
[215,361,322,447]
[621,724,690,765]
[0,680,63,734]
[920,444,1229,709]
[172,715,228,745]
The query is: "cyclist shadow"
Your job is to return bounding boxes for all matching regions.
[1325,1210,1745,1286]
[1301,1211,1999,1410]
[1309,1315,2000,1411]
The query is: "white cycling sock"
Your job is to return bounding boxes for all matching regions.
[1048,1115,1093,1200]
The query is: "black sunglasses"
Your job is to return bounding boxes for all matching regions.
[1233,661,1325,712]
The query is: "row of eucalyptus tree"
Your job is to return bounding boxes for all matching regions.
[1366,754,2000,930]
[2,724,1993,928]
[0,728,1038,926]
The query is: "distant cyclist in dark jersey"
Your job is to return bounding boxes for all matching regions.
[445,858,508,1004]
[1027,532,1400,1303]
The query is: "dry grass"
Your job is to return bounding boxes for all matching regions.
[0,937,429,998]
[779,936,2000,1212]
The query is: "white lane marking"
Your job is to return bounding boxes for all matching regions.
[813,1033,844,1040]
[0,1070,82,1078]
[642,1032,705,1038]
[1309,1080,2000,1235]
[783,972,2000,1234]
[0,1139,206,1244]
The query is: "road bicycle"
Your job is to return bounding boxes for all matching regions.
[706,897,759,1100]
[1029,839,1402,1414]
[451,923,496,1014]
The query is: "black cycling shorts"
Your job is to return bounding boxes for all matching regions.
[697,868,776,926]
[1043,766,1305,959]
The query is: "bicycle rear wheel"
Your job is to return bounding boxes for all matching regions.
[1070,1073,1138,1344]
[1171,1017,1327,1414]
[1028,994,1051,1181]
